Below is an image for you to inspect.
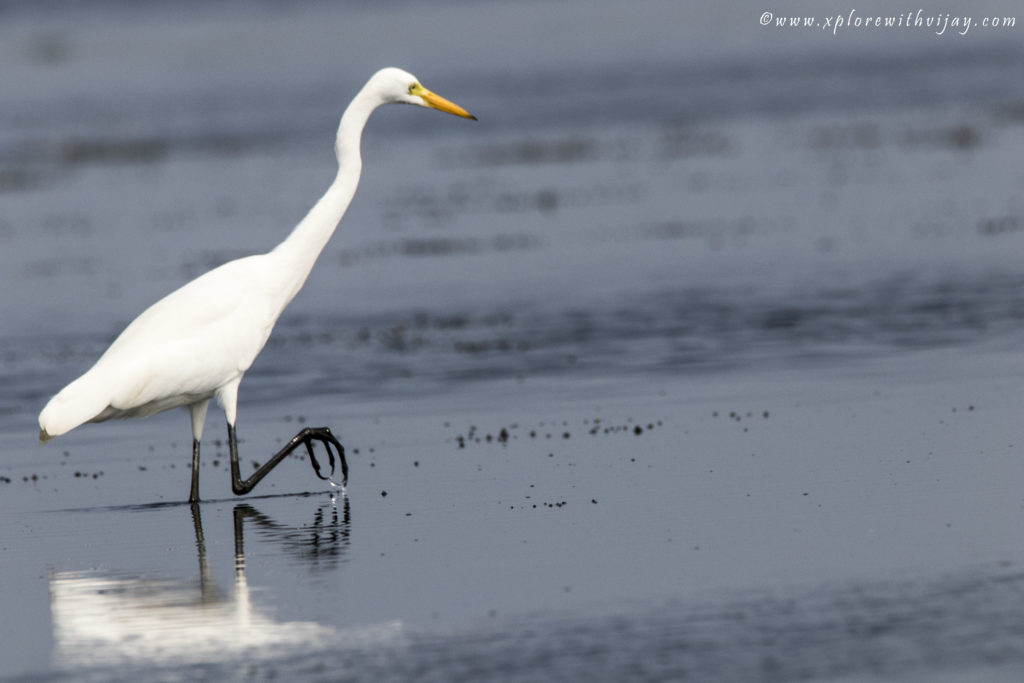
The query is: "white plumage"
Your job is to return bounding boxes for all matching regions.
[38,68,475,501]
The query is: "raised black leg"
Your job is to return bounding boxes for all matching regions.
[227,423,348,496]
[189,438,201,503]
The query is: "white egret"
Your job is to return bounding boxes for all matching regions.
[38,68,476,502]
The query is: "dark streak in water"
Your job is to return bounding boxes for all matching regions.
[6,271,1024,416]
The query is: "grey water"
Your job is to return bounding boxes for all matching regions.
[2,1,1024,680]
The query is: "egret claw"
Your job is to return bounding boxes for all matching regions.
[322,436,337,477]
[305,438,327,481]
[299,428,348,488]
[319,428,348,488]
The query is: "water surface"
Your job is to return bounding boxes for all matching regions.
[2,1,1024,680]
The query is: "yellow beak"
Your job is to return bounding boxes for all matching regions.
[414,85,476,120]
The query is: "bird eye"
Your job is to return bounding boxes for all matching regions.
[408,83,419,95]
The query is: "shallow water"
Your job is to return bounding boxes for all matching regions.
[2,1,1024,681]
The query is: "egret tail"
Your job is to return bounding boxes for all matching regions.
[38,372,112,444]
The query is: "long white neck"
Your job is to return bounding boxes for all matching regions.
[270,84,380,303]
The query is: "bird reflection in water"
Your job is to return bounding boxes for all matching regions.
[233,500,350,573]
[49,499,401,672]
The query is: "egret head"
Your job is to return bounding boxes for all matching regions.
[370,67,476,120]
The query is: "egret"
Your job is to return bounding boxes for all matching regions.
[38,68,476,503]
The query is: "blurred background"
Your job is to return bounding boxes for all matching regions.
[1,0,1022,413]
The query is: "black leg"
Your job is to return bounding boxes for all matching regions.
[227,423,348,496]
[189,438,201,503]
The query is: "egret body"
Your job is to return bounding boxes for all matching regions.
[38,68,475,502]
